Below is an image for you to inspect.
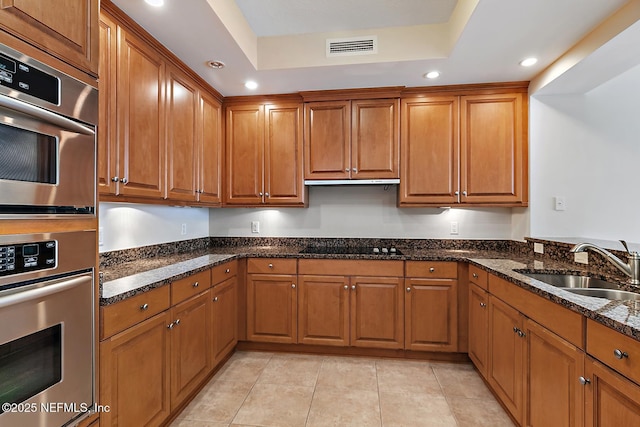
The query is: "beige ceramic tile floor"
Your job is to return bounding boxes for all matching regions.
[171,351,514,427]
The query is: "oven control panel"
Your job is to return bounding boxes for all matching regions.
[0,240,56,276]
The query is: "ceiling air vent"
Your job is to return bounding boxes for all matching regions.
[326,36,378,57]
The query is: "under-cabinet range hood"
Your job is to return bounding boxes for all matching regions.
[304,179,400,186]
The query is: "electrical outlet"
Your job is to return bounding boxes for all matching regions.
[181,223,187,235]
[251,221,260,233]
[98,227,104,246]
[450,221,459,235]
[554,196,566,211]
[534,243,544,254]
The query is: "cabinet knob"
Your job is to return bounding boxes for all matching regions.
[345,168,350,172]
[140,303,149,311]
[614,349,629,359]
[291,283,296,289]
[225,268,230,274]
[454,191,459,196]
[213,296,218,302]
[265,192,270,197]
[462,190,467,196]
[406,287,411,292]
[120,177,128,184]
[480,302,487,308]
[174,319,180,326]
[351,285,356,290]
[579,376,591,385]
[513,326,519,333]
[472,273,479,279]
[518,330,526,338]
[259,192,263,197]
[111,176,119,182]
[429,267,435,273]
[344,285,349,290]
[352,168,358,173]
[193,281,199,288]
[268,263,273,269]
[167,322,174,330]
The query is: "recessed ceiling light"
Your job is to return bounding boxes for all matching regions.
[519,57,538,67]
[145,0,164,6]
[244,81,258,90]
[206,60,225,69]
[424,71,440,79]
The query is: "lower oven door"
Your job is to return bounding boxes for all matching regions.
[0,271,94,427]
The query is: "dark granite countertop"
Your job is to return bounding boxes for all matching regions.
[100,242,640,342]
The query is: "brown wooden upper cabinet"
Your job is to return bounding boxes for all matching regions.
[399,87,528,207]
[304,98,400,181]
[0,0,99,75]
[225,100,306,206]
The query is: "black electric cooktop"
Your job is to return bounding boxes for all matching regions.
[299,246,403,256]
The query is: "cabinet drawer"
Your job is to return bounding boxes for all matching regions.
[212,260,238,284]
[171,269,211,305]
[406,261,457,279]
[587,319,640,385]
[101,286,170,339]
[469,265,488,289]
[247,258,297,274]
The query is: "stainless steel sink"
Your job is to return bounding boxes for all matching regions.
[521,272,619,290]
[562,288,640,301]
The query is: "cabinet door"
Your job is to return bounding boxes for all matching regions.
[197,91,222,205]
[225,104,264,205]
[460,93,527,204]
[0,0,99,74]
[399,96,459,205]
[489,295,524,425]
[585,357,640,427]
[247,274,297,343]
[97,12,117,195]
[351,276,404,349]
[351,99,399,179]
[211,276,238,366]
[524,318,584,427]
[117,28,165,199]
[298,275,350,347]
[264,103,305,205]
[100,311,171,427]
[468,283,489,376]
[169,292,211,410]
[165,66,198,201]
[405,277,458,352]
[304,101,351,180]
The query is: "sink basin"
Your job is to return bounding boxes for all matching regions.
[520,272,619,290]
[562,288,640,301]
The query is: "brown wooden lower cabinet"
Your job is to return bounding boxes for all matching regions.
[468,282,489,376]
[584,356,640,426]
[246,273,298,343]
[100,311,171,427]
[211,276,239,365]
[169,291,211,410]
[297,275,350,346]
[523,318,584,427]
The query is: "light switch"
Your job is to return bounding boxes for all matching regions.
[554,197,566,211]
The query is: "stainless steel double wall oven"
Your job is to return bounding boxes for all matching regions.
[0,40,98,427]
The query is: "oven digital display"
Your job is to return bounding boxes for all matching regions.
[0,54,16,73]
[22,244,38,257]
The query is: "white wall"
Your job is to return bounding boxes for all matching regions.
[99,203,210,252]
[210,185,515,239]
[529,63,640,242]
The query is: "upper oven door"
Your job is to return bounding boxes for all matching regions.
[0,93,96,215]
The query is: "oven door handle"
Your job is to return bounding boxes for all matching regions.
[0,276,89,309]
[0,93,95,135]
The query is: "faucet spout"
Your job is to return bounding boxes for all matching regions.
[570,242,640,285]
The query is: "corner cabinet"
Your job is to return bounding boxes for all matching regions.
[303,97,400,181]
[225,100,306,207]
[0,0,99,75]
[399,85,528,207]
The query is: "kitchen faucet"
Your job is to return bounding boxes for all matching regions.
[570,240,640,285]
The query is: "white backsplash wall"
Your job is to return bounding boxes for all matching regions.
[99,203,210,252]
[529,63,640,243]
[210,185,515,239]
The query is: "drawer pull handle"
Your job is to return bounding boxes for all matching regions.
[614,349,629,359]
[429,267,435,273]
[225,269,230,273]
[472,273,479,279]
[213,297,219,302]
[268,263,273,269]
[193,282,199,288]
[480,302,487,308]
[579,376,591,385]
[140,303,149,311]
